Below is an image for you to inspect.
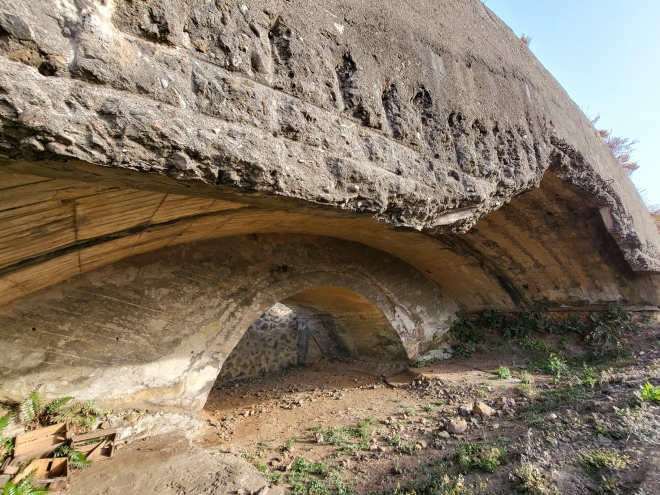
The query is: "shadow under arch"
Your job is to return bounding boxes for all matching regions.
[283,286,409,362]
[211,285,409,386]
[193,271,423,410]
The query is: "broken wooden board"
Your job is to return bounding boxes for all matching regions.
[1,464,18,475]
[12,457,68,485]
[0,456,13,474]
[71,428,117,460]
[13,423,68,457]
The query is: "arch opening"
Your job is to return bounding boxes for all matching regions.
[211,286,409,390]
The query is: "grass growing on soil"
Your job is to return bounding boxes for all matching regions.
[451,441,508,474]
[514,384,538,399]
[288,457,351,495]
[495,366,511,380]
[311,417,376,456]
[410,357,442,368]
[595,402,660,445]
[400,405,414,416]
[518,370,534,384]
[519,384,596,426]
[376,473,488,495]
[389,434,417,455]
[638,382,660,402]
[449,305,632,358]
[578,448,630,473]
[252,462,283,484]
[518,339,549,352]
[512,464,561,495]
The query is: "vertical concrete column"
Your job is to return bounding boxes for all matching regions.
[296,318,310,366]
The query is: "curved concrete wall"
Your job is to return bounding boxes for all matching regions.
[0,0,658,418]
[0,0,658,266]
[0,234,454,411]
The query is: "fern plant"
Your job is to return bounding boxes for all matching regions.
[2,471,50,495]
[47,398,102,432]
[7,389,103,433]
[19,391,43,425]
[0,414,14,462]
[53,445,92,469]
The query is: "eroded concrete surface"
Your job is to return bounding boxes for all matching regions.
[0,234,454,412]
[0,0,658,433]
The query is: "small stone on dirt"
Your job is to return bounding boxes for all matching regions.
[458,403,473,416]
[473,401,494,416]
[445,418,468,434]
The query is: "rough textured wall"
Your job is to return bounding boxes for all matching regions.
[0,234,453,411]
[0,0,659,429]
[0,170,657,316]
[217,303,299,382]
[0,0,657,272]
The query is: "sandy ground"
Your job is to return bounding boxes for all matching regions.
[65,434,283,495]
[66,316,660,495]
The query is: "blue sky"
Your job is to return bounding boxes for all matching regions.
[484,0,660,205]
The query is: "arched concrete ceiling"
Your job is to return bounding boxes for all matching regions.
[0,0,658,430]
[0,0,658,299]
[0,234,452,410]
[0,168,658,312]
[283,286,409,361]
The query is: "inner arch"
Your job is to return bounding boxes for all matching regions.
[283,286,408,361]
[208,285,410,401]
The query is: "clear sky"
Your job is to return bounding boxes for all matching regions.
[483,0,660,206]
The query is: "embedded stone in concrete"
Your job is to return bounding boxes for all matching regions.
[217,303,300,382]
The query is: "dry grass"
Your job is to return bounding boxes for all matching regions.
[590,116,639,175]
[648,204,660,233]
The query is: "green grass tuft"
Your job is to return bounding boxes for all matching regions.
[451,441,507,474]
[578,448,630,473]
[639,382,660,403]
[496,366,511,380]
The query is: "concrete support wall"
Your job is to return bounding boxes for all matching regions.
[216,303,299,382]
[0,0,658,430]
[0,234,454,412]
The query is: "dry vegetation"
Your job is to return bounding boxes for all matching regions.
[589,115,659,233]
[591,116,640,176]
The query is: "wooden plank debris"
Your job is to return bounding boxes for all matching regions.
[11,457,68,484]
[13,423,68,457]
[71,428,117,461]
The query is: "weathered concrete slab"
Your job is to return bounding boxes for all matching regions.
[0,0,658,423]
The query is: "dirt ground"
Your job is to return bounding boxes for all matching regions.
[67,315,660,495]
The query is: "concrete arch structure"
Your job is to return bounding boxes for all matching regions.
[0,234,454,411]
[0,0,659,427]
